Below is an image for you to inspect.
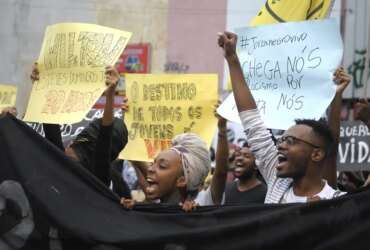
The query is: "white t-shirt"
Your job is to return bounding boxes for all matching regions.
[280,181,345,204]
[195,188,214,206]
[195,187,225,206]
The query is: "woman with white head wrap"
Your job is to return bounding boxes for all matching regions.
[170,133,211,194]
[122,133,211,208]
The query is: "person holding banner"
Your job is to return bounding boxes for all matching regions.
[30,63,129,191]
[0,106,17,117]
[218,31,347,203]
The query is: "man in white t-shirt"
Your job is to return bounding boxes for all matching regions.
[218,31,348,204]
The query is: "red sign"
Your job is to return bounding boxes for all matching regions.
[116,44,150,73]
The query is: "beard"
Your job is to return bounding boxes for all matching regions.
[237,168,255,181]
[278,157,309,179]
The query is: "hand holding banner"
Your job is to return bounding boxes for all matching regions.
[120,74,218,162]
[24,23,132,124]
[0,84,17,112]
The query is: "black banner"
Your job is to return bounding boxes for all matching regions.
[27,108,123,147]
[1,114,370,250]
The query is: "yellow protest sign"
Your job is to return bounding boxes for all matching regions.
[24,23,132,124]
[120,74,218,162]
[0,84,17,112]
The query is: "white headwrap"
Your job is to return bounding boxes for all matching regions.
[170,133,211,192]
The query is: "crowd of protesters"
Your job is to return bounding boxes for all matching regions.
[1,29,370,249]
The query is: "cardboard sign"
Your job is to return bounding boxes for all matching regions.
[24,23,132,124]
[0,84,17,111]
[120,74,218,161]
[338,121,370,171]
[218,19,343,130]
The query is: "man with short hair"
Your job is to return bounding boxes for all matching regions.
[209,112,267,205]
[218,31,349,203]
[224,142,267,204]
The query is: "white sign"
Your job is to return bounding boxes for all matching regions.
[218,19,343,130]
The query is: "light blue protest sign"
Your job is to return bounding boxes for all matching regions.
[218,19,343,130]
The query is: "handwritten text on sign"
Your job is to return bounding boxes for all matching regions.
[120,74,218,162]
[0,84,17,112]
[338,121,370,171]
[24,23,132,124]
[218,19,343,130]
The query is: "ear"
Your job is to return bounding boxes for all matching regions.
[253,160,258,170]
[176,176,187,189]
[311,148,326,162]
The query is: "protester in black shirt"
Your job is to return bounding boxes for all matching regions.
[208,110,266,205]
[224,144,267,204]
[30,63,129,190]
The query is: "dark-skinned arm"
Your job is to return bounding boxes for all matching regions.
[218,31,278,185]
[130,161,149,193]
[210,111,229,205]
[93,66,118,186]
[218,32,256,112]
[323,67,350,188]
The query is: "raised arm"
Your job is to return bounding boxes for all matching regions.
[130,161,149,194]
[323,67,350,188]
[218,32,256,112]
[210,105,229,205]
[92,66,119,185]
[218,32,278,186]
[102,66,118,126]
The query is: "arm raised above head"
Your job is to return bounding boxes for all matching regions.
[218,32,277,186]
[210,103,229,205]
[218,32,257,112]
[324,67,350,188]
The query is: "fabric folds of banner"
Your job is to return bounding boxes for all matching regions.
[0,114,370,250]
